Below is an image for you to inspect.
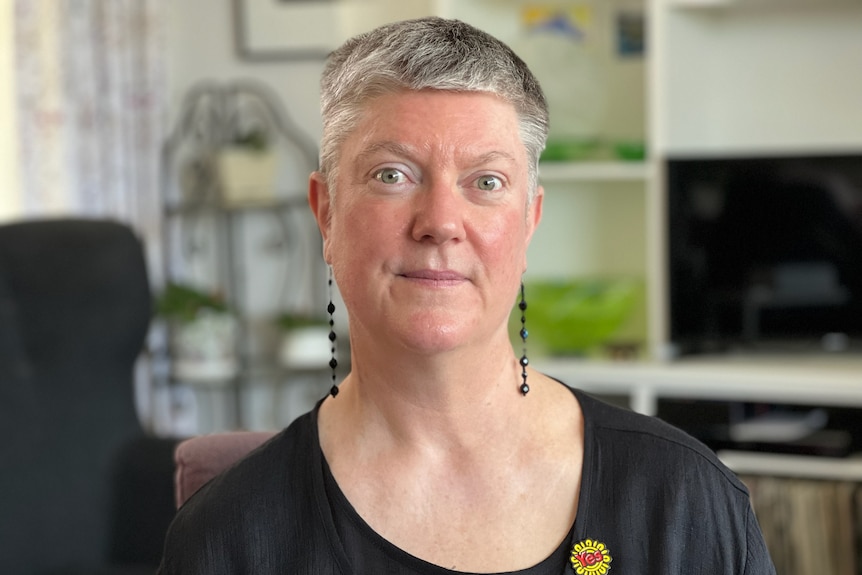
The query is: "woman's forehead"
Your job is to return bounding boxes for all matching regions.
[342,90,525,163]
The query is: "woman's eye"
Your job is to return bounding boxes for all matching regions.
[476,175,502,191]
[374,168,406,184]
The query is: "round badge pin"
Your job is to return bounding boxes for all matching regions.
[570,538,612,574]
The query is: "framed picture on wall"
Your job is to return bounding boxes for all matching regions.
[233,0,340,61]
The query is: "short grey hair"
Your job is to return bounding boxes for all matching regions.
[319,16,548,200]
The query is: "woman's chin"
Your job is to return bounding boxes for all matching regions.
[390,315,476,355]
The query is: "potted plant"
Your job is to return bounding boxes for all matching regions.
[274,312,331,370]
[156,282,239,383]
[216,126,278,205]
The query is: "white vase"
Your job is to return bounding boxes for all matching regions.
[171,310,239,384]
[278,326,331,370]
[216,148,277,205]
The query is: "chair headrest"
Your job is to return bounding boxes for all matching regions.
[0,218,152,368]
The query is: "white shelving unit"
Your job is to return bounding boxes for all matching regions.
[538,161,652,184]
[536,355,862,484]
[717,451,862,482]
[536,356,862,417]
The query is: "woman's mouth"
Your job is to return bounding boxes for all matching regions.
[400,269,467,283]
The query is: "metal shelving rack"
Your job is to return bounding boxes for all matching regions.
[157,79,323,430]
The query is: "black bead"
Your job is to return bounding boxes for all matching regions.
[520,355,529,367]
[520,328,528,340]
[330,385,339,397]
[327,302,336,314]
[520,383,530,395]
[519,300,527,311]
[329,331,337,342]
[329,358,338,369]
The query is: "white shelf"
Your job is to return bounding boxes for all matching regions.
[537,356,862,480]
[536,355,862,415]
[669,0,731,6]
[718,451,862,482]
[669,0,858,10]
[538,161,651,183]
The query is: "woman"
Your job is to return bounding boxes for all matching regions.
[159,17,775,575]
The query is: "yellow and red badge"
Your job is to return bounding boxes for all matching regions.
[570,539,612,574]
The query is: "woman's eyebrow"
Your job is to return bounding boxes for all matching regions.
[470,150,517,166]
[355,142,516,167]
[355,141,416,164]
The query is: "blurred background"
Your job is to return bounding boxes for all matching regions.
[1,2,861,572]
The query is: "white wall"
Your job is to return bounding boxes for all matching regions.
[0,0,20,220]
[655,1,862,155]
[165,1,325,143]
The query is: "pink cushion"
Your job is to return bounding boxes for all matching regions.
[173,430,277,508]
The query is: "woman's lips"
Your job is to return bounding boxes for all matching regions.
[401,269,466,282]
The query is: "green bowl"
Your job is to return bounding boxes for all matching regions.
[512,278,642,355]
[540,139,600,162]
[613,141,647,161]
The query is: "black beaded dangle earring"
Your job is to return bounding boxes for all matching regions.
[519,281,530,395]
[328,268,339,397]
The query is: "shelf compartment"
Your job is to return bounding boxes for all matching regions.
[538,161,651,183]
[719,450,862,482]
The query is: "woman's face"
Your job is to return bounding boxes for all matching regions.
[309,89,543,355]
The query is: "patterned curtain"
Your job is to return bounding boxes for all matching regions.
[12,0,167,430]
[13,0,166,283]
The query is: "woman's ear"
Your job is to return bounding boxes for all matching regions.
[522,186,544,273]
[308,171,332,262]
[526,185,544,244]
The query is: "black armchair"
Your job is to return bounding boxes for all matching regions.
[0,218,178,574]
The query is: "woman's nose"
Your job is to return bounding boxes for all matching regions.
[410,181,466,244]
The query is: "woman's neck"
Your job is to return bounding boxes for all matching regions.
[338,327,527,436]
[315,357,583,574]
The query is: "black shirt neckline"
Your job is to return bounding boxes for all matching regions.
[313,383,594,575]
[321,454,575,575]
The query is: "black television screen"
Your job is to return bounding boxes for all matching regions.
[667,154,862,356]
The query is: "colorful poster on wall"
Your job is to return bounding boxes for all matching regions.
[521,4,593,43]
[616,10,645,57]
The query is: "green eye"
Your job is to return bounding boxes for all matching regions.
[375,168,405,184]
[477,175,501,191]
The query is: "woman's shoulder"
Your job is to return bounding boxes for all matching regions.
[567,388,776,573]
[158,410,324,573]
[185,409,318,509]
[572,387,747,494]
[168,410,319,531]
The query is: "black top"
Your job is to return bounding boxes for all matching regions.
[158,385,777,575]
[323,455,574,575]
